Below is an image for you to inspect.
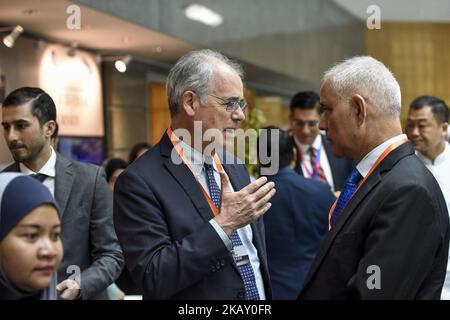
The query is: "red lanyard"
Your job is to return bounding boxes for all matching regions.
[167,127,223,217]
[328,138,408,230]
[298,146,322,179]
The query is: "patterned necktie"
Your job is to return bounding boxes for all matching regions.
[204,163,260,300]
[30,173,48,183]
[330,168,362,227]
[308,147,327,183]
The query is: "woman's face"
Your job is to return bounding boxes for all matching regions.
[0,204,63,293]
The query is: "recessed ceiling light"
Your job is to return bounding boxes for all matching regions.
[153,46,163,53]
[184,4,223,27]
[22,9,39,15]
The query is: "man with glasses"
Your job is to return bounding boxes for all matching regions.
[290,91,354,192]
[114,49,275,300]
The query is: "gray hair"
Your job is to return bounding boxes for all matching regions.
[323,56,401,119]
[166,49,243,117]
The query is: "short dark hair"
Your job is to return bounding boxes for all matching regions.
[410,95,449,124]
[104,158,128,182]
[258,126,293,169]
[2,87,57,126]
[290,91,320,112]
[128,142,152,164]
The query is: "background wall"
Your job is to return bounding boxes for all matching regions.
[365,22,450,126]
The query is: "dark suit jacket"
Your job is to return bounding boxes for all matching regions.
[264,167,335,299]
[3,154,124,299]
[113,132,272,300]
[294,134,354,191]
[298,142,449,299]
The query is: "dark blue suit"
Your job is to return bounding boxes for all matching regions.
[263,167,335,299]
[294,134,354,191]
[113,132,272,299]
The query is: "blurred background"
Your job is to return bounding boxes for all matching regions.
[1,0,449,166]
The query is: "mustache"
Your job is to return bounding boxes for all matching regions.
[9,141,26,149]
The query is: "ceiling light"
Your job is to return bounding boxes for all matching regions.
[184,4,223,27]
[114,55,132,72]
[1,25,24,48]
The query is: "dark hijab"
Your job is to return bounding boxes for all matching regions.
[0,173,60,300]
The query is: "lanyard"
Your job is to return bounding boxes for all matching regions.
[299,146,321,179]
[327,138,408,230]
[167,128,223,217]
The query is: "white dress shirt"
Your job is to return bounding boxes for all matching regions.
[356,134,408,179]
[178,138,266,299]
[19,147,56,196]
[294,134,335,191]
[416,142,450,300]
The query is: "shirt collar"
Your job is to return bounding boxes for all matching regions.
[416,141,450,166]
[176,134,218,178]
[19,147,56,177]
[356,134,407,178]
[295,134,322,154]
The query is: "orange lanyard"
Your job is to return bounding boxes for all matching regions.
[328,138,408,230]
[167,127,223,217]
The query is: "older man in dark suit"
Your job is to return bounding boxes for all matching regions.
[1,87,123,299]
[114,50,276,300]
[298,56,449,300]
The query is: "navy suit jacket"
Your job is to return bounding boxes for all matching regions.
[113,132,272,300]
[263,167,335,299]
[294,134,354,191]
[299,142,449,299]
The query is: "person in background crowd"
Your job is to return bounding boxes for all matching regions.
[0,173,63,300]
[289,91,354,193]
[103,158,128,192]
[114,49,275,299]
[259,126,335,299]
[406,95,450,299]
[128,142,151,164]
[299,56,449,299]
[1,87,123,300]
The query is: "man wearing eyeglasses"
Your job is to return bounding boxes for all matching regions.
[113,49,275,300]
[290,91,354,192]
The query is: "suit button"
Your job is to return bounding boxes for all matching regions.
[211,266,216,272]
[237,291,245,299]
[216,262,221,269]
[220,259,225,266]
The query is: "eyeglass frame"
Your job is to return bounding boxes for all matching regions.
[208,94,248,113]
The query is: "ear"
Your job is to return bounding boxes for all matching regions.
[44,120,56,138]
[180,91,197,117]
[441,122,448,137]
[351,94,366,126]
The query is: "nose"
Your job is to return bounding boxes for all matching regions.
[37,237,58,259]
[5,127,18,143]
[319,115,327,131]
[232,107,246,122]
[408,125,420,138]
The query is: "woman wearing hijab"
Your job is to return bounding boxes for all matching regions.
[0,173,63,300]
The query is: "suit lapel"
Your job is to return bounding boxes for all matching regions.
[160,133,215,222]
[54,154,75,218]
[302,142,415,290]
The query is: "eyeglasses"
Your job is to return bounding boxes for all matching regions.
[209,94,248,112]
[291,119,319,128]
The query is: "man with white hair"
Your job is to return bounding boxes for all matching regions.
[298,56,449,299]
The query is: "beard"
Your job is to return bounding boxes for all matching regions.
[9,137,46,163]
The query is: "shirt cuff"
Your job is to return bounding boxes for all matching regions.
[209,219,232,251]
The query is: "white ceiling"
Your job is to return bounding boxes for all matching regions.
[333,0,450,22]
[0,0,198,63]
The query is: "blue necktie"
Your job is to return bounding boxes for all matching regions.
[330,168,362,227]
[30,173,48,183]
[204,163,260,300]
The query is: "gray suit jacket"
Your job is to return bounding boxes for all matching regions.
[3,153,124,299]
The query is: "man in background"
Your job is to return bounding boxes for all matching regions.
[290,91,353,192]
[1,87,123,299]
[259,126,335,299]
[406,95,450,299]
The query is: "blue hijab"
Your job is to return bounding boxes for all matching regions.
[0,173,60,300]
